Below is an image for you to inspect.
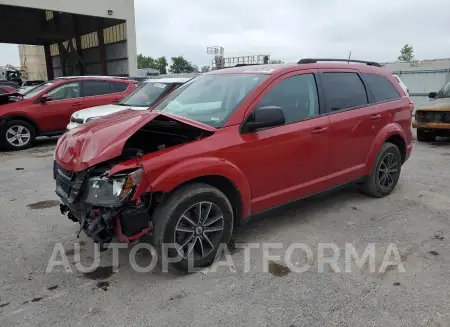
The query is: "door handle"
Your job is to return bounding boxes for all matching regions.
[311,127,328,134]
[369,114,381,120]
[71,103,81,107]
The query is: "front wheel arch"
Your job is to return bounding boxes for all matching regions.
[166,175,243,227]
[149,157,252,220]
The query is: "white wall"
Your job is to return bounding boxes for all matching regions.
[0,0,137,76]
[18,45,47,80]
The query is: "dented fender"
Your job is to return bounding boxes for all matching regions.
[364,123,408,175]
[147,157,252,218]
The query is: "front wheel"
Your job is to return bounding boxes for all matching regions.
[2,120,36,150]
[362,142,402,198]
[151,183,234,272]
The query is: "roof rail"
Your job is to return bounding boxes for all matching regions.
[297,58,382,67]
[234,63,262,67]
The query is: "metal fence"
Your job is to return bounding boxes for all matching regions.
[383,60,450,108]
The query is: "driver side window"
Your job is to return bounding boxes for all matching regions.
[47,82,81,101]
[256,74,319,124]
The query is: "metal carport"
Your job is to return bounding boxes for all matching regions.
[0,0,137,79]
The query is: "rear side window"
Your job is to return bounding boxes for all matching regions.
[362,73,401,102]
[321,73,368,111]
[82,80,113,97]
[110,81,129,93]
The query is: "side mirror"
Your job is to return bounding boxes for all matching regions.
[246,106,285,132]
[428,92,437,99]
[40,94,52,103]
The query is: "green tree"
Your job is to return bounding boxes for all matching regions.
[154,57,168,74]
[200,65,211,73]
[398,44,415,62]
[169,56,195,73]
[137,54,168,74]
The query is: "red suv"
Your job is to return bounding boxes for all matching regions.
[0,76,136,150]
[55,59,413,271]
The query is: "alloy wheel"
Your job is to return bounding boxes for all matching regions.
[6,125,31,147]
[174,201,224,259]
[378,152,399,189]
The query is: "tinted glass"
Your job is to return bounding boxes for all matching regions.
[436,80,450,98]
[153,74,268,128]
[119,82,173,107]
[0,88,6,94]
[82,80,113,97]
[23,82,55,99]
[363,73,400,102]
[322,73,368,111]
[111,81,129,93]
[257,74,319,124]
[47,82,81,100]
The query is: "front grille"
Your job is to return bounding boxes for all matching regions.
[416,111,450,123]
[70,116,84,124]
[55,162,89,203]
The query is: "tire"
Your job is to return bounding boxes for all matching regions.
[2,120,36,150]
[151,182,234,273]
[417,129,435,142]
[362,142,402,198]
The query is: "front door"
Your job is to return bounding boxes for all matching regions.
[236,71,331,213]
[37,82,82,132]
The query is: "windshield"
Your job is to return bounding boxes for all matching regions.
[118,81,174,107]
[152,74,268,127]
[23,82,54,99]
[436,81,450,98]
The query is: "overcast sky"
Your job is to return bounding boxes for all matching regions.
[2,0,450,67]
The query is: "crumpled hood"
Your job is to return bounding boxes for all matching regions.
[417,98,450,111]
[72,104,146,120]
[55,110,216,172]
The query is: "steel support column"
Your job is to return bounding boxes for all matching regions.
[44,44,54,80]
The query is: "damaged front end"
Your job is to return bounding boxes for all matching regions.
[55,159,152,247]
[54,112,215,247]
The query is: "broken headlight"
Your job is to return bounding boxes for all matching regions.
[81,169,143,207]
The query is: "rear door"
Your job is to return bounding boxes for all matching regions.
[80,80,129,109]
[36,81,82,132]
[319,69,383,183]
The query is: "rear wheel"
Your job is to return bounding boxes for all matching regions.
[2,120,36,150]
[362,142,402,198]
[417,129,435,142]
[151,183,234,272]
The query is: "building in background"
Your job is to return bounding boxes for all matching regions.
[0,0,137,79]
[19,45,47,80]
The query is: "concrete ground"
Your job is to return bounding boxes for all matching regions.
[0,133,449,327]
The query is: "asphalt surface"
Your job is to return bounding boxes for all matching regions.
[0,133,449,327]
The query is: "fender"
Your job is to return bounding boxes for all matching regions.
[0,114,41,134]
[149,157,252,218]
[364,123,406,175]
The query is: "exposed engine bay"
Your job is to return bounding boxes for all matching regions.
[56,115,214,246]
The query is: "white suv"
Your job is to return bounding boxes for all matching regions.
[66,77,193,130]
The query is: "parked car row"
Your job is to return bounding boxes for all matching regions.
[0,75,196,150]
[53,59,413,271]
